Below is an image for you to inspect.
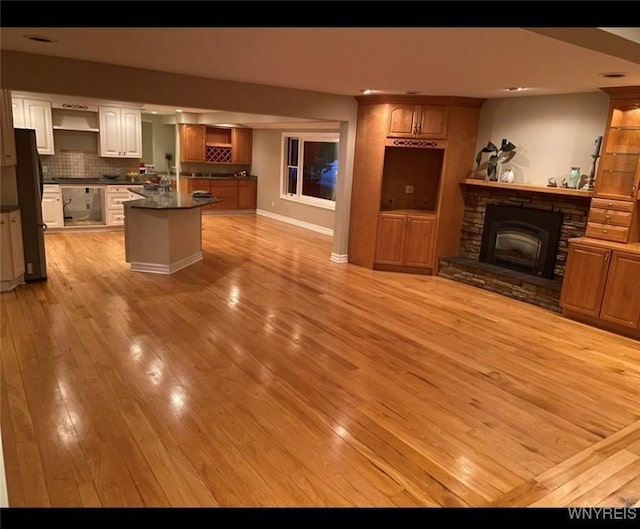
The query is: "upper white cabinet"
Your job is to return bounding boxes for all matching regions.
[99,106,142,158]
[11,97,56,155]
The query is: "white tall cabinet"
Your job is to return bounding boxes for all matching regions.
[0,208,25,291]
[99,106,142,158]
[11,97,55,155]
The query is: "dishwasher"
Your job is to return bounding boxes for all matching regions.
[60,186,106,227]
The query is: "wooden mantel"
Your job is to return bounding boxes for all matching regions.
[460,178,594,198]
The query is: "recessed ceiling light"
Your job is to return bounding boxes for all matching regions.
[360,89,374,95]
[150,111,158,114]
[176,109,183,113]
[506,87,526,92]
[600,72,628,78]
[405,91,420,95]
[22,34,57,43]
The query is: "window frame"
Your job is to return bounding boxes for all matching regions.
[280,132,339,211]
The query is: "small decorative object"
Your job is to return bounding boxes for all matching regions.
[568,166,581,189]
[500,169,515,183]
[475,138,516,182]
[547,177,558,187]
[584,135,603,190]
[560,177,568,188]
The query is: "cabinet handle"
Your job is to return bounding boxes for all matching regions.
[602,229,608,234]
[605,215,611,220]
[608,202,613,208]
[605,253,609,262]
[633,185,637,196]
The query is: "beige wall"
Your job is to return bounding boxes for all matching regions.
[252,129,335,231]
[475,92,610,185]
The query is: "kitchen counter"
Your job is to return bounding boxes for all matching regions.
[44,177,149,185]
[181,174,257,181]
[126,189,220,210]
[123,188,214,275]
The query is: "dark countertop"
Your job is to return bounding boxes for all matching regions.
[44,177,149,185]
[181,174,257,181]
[0,205,20,214]
[125,188,221,210]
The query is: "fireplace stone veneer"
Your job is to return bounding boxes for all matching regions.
[438,185,591,312]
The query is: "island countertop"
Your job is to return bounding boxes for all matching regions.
[126,189,221,210]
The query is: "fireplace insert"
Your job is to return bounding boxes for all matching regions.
[479,204,562,279]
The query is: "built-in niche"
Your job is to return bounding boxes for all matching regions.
[380,146,444,211]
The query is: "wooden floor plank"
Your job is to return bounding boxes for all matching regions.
[3,214,640,506]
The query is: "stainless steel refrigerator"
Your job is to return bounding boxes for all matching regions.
[14,128,47,282]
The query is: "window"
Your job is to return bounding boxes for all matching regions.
[281,132,339,209]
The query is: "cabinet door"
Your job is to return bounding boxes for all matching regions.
[595,99,640,201]
[11,97,25,128]
[387,105,416,137]
[180,124,206,163]
[120,108,142,158]
[237,180,257,209]
[560,243,610,316]
[99,107,123,157]
[1,90,17,166]
[414,106,449,139]
[231,128,252,164]
[600,251,640,328]
[0,211,24,281]
[8,210,25,277]
[375,213,406,265]
[23,99,55,155]
[42,194,64,228]
[210,181,238,210]
[403,215,436,268]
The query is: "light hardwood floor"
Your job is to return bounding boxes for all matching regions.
[1,214,640,507]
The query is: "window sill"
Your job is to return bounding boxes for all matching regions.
[280,194,336,211]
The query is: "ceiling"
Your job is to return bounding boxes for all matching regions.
[2,27,640,125]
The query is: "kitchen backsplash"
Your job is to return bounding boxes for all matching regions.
[41,150,139,179]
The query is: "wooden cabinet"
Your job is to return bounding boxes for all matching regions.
[560,242,611,316]
[348,94,484,274]
[231,128,252,164]
[41,184,64,229]
[374,212,436,269]
[388,104,449,139]
[99,106,142,158]
[600,251,640,328]
[561,238,640,333]
[180,124,251,164]
[0,208,25,291]
[238,179,257,209]
[1,89,17,167]
[185,178,257,211]
[587,87,640,243]
[180,124,206,163]
[210,180,238,210]
[11,97,55,155]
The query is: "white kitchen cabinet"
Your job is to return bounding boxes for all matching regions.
[106,185,143,226]
[12,97,55,155]
[99,106,142,158]
[41,184,64,229]
[1,89,17,167]
[1,208,25,291]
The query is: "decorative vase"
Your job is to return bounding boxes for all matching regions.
[568,167,581,189]
[501,169,515,183]
[488,161,499,181]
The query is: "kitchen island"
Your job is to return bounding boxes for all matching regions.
[124,188,219,274]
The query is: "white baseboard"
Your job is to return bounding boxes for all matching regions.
[330,253,348,263]
[256,209,333,236]
[130,252,203,274]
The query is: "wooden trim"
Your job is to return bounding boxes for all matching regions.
[460,178,594,198]
[600,86,640,99]
[356,94,486,108]
[568,236,640,254]
[373,263,433,274]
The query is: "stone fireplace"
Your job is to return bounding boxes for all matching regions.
[438,182,592,312]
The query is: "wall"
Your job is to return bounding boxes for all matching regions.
[252,129,335,231]
[475,92,610,186]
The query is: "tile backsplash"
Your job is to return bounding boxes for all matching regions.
[40,130,139,179]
